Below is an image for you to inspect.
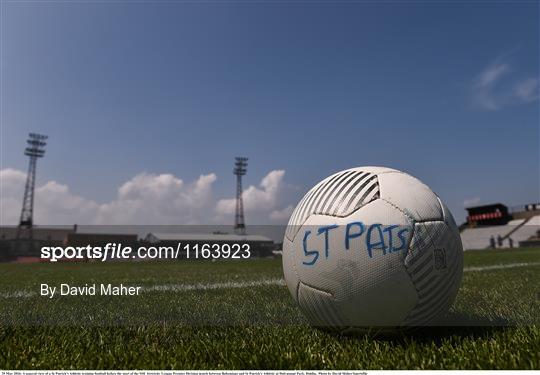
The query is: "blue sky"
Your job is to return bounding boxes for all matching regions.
[1,1,538,225]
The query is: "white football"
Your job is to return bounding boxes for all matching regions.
[282,166,463,331]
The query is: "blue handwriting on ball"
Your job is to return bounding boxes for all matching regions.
[302,222,409,266]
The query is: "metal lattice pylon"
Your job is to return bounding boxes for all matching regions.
[233,157,248,235]
[16,133,48,241]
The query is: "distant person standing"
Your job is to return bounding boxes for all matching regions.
[508,237,514,248]
[497,235,503,248]
[490,235,496,249]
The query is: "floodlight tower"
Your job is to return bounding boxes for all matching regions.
[233,157,248,235]
[16,133,48,241]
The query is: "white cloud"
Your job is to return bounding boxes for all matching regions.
[476,63,510,88]
[0,168,292,225]
[471,58,538,111]
[1,168,27,193]
[215,170,292,222]
[0,169,28,224]
[35,181,101,224]
[215,170,285,214]
[472,62,510,111]
[1,169,217,225]
[513,78,539,102]
[96,172,217,225]
[0,168,102,225]
[269,205,294,222]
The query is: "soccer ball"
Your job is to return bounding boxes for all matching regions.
[282,166,463,331]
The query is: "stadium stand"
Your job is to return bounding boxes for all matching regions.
[460,215,540,250]
[511,215,540,245]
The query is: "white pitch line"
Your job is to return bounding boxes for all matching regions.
[0,290,36,298]
[143,278,285,292]
[0,262,538,299]
[463,261,540,272]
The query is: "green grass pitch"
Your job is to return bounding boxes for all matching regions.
[0,248,539,369]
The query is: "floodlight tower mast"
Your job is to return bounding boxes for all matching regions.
[16,133,48,241]
[233,157,248,235]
